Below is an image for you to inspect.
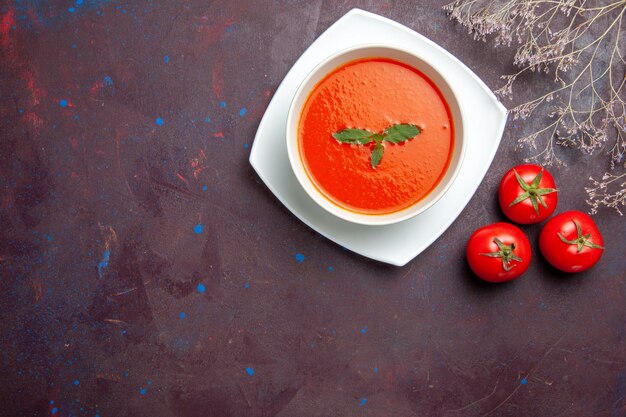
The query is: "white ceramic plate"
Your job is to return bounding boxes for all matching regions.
[250,8,507,266]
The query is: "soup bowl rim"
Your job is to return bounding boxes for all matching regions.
[286,43,468,226]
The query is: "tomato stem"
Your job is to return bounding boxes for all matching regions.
[479,238,523,271]
[508,168,557,215]
[557,219,604,253]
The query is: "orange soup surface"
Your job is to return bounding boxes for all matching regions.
[299,58,454,214]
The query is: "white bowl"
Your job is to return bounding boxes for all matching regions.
[286,44,467,226]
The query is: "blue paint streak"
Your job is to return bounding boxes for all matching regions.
[155,117,164,126]
[164,55,169,63]
[244,144,249,149]
[68,7,75,12]
[139,387,147,395]
[193,224,203,234]
[197,283,206,293]
[97,250,110,277]
[219,101,226,108]
[374,367,378,373]
[295,253,305,263]
[202,185,208,191]
[102,75,113,86]
[50,401,54,405]
[51,408,58,415]
[359,398,367,407]
[73,379,80,386]
[204,116,211,123]
[95,414,100,417]
[45,234,53,241]
[244,282,249,289]
[71,43,77,48]
[179,312,186,319]
[239,107,247,117]
[521,378,527,385]
[360,326,367,334]
[77,0,83,4]
[59,99,68,107]
[245,367,254,376]
[328,266,334,271]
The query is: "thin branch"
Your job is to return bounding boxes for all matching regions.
[445,0,626,215]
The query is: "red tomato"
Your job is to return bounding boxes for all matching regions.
[498,164,558,224]
[539,210,604,273]
[466,223,531,282]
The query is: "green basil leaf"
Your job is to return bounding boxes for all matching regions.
[383,124,421,144]
[371,143,384,168]
[332,128,374,144]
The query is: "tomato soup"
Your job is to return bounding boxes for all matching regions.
[298,58,454,214]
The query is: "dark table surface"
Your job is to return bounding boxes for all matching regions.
[1,1,624,416]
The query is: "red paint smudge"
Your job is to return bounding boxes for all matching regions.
[90,80,102,94]
[22,112,43,131]
[89,76,114,96]
[23,70,45,106]
[211,62,223,100]
[1,13,47,121]
[1,191,15,209]
[0,8,19,65]
[70,137,79,148]
[190,150,208,178]
[0,9,16,49]
[190,150,206,168]
[213,132,224,138]
[32,278,43,302]
[194,16,235,45]
[70,171,80,179]
[176,172,191,187]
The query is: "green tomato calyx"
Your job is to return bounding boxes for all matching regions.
[480,238,523,271]
[558,219,604,253]
[508,168,557,215]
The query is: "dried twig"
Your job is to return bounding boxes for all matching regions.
[585,171,626,214]
[444,0,626,215]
